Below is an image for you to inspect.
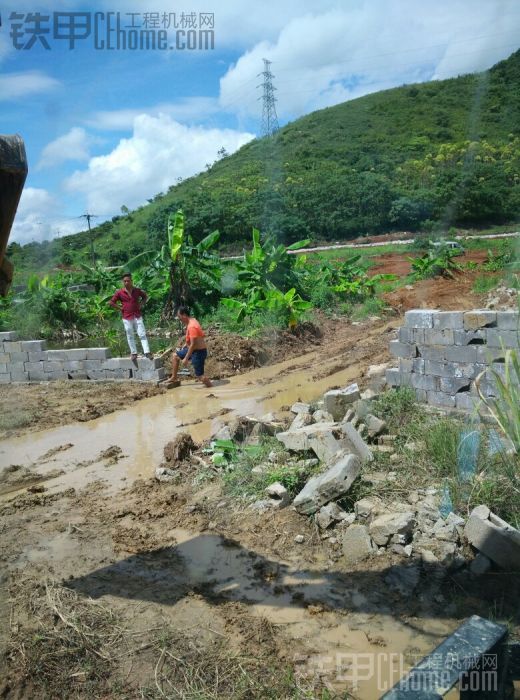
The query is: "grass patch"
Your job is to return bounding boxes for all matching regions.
[0,408,36,432]
[472,274,501,294]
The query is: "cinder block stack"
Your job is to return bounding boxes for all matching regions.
[386,309,520,411]
[0,331,166,383]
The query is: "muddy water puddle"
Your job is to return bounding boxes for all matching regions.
[0,345,362,499]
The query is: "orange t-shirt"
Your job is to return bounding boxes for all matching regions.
[186,318,205,345]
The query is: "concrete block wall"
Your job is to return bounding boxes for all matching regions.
[0,331,166,383]
[386,309,519,411]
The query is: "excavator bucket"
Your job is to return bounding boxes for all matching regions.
[0,134,28,296]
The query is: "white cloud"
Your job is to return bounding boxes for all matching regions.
[86,97,220,131]
[219,0,520,120]
[65,113,254,214]
[38,127,96,169]
[0,70,61,100]
[9,187,81,244]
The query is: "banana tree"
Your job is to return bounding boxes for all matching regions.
[161,209,221,319]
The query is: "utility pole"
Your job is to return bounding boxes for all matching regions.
[79,213,98,265]
[258,58,279,137]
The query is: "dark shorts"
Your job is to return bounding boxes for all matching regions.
[176,347,207,377]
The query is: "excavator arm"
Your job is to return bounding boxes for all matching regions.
[0,134,28,296]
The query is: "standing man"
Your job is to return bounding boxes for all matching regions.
[109,273,152,360]
[167,305,212,388]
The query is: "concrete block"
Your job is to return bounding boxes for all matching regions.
[475,346,506,364]
[412,328,426,344]
[423,328,455,345]
[415,389,428,402]
[291,402,311,414]
[342,524,375,565]
[323,383,360,420]
[3,341,22,352]
[404,309,438,328]
[415,345,445,361]
[44,361,64,372]
[439,377,472,395]
[86,347,111,360]
[46,371,69,381]
[0,353,9,363]
[45,349,70,360]
[136,368,167,382]
[62,361,86,371]
[385,368,400,386]
[464,508,520,571]
[455,394,480,412]
[87,370,108,380]
[444,345,477,363]
[0,363,7,374]
[432,311,464,330]
[0,331,17,341]
[290,412,314,430]
[453,329,487,346]
[104,358,136,370]
[486,329,520,349]
[66,371,90,380]
[277,423,336,453]
[398,327,414,343]
[24,361,44,372]
[425,361,455,377]
[454,362,485,379]
[11,372,30,382]
[339,421,373,462]
[28,351,47,362]
[7,352,29,363]
[28,370,49,381]
[136,356,162,370]
[398,358,413,372]
[369,511,415,546]
[61,348,88,361]
[8,362,27,373]
[410,374,438,391]
[20,340,46,352]
[293,452,361,514]
[389,341,417,359]
[496,311,520,331]
[104,368,131,379]
[412,358,425,374]
[0,373,11,383]
[463,310,496,331]
[427,391,456,408]
[83,360,105,370]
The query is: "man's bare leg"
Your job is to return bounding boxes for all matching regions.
[198,375,212,388]
[168,354,181,383]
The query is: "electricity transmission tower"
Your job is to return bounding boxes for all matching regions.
[258,58,279,137]
[79,213,98,265]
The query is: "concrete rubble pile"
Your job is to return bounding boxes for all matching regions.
[0,331,165,383]
[386,309,520,411]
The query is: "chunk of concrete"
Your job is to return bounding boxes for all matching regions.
[369,512,415,546]
[265,482,290,508]
[316,502,347,529]
[293,452,361,515]
[276,422,336,453]
[365,414,386,438]
[308,430,343,463]
[155,467,177,483]
[324,383,360,421]
[342,524,375,565]
[355,497,383,519]
[290,412,314,430]
[464,507,520,571]
[339,421,373,462]
[313,409,334,423]
[291,402,311,414]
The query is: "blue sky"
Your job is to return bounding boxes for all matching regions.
[1,0,519,244]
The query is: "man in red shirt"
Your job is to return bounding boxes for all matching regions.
[167,305,211,388]
[109,273,152,360]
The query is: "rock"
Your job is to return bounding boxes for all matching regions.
[407,492,420,505]
[293,452,361,515]
[339,421,373,462]
[389,453,400,463]
[251,464,268,475]
[464,507,520,571]
[295,458,319,469]
[324,383,360,421]
[164,432,197,463]
[313,409,334,423]
[365,414,387,438]
[367,362,390,379]
[290,412,314,430]
[228,416,258,442]
[212,425,232,441]
[265,482,290,507]
[342,524,375,565]
[291,402,311,414]
[276,422,336,453]
[369,512,415,546]
[384,564,420,596]
[316,502,348,529]
[308,430,343,463]
[249,499,275,513]
[294,535,305,544]
[419,549,439,564]
[471,504,490,520]
[155,467,177,482]
[268,450,285,464]
[380,434,397,445]
[404,544,413,557]
[361,388,378,400]
[354,497,382,519]
[470,553,492,576]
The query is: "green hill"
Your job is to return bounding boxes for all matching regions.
[10,49,520,276]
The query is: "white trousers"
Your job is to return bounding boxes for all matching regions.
[123,317,150,355]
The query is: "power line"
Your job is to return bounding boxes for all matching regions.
[258,58,280,137]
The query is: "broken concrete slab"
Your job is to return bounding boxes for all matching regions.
[291,402,311,414]
[290,412,314,431]
[324,383,360,421]
[315,502,348,529]
[369,511,415,546]
[339,421,373,462]
[464,506,520,571]
[313,409,334,423]
[276,422,336,453]
[293,452,361,515]
[365,413,386,438]
[308,430,343,463]
[342,524,375,565]
[265,482,290,508]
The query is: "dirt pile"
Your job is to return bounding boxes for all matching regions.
[163,432,198,464]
